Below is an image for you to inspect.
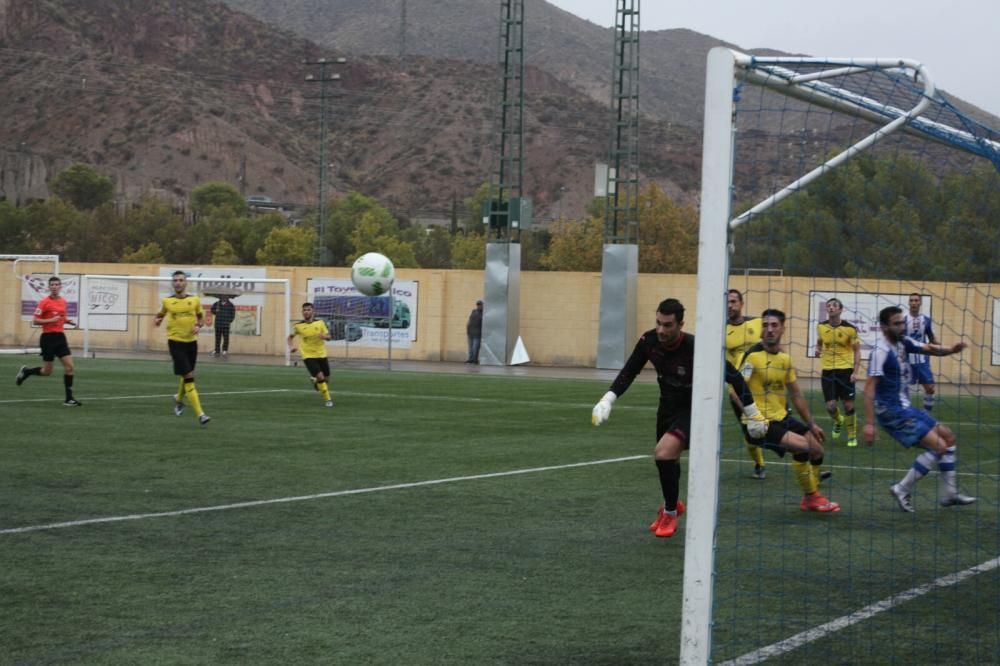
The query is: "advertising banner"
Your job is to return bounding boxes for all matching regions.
[806,291,927,355]
[306,278,418,348]
[21,274,80,323]
[159,267,268,336]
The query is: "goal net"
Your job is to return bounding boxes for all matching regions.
[80,274,291,364]
[1,255,61,354]
[683,48,1000,664]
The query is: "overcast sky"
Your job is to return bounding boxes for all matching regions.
[547,0,1000,117]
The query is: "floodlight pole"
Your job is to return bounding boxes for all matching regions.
[305,57,346,266]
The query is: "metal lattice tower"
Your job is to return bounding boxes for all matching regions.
[604,0,640,244]
[304,57,345,266]
[488,0,525,242]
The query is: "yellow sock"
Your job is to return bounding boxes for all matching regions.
[318,381,331,401]
[833,410,843,426]
[792,459,818,495]
[811,462,822,486]
[747,444,765,467]
[177,378,185,403]
[845,413,857,439]
[184,382,204,417]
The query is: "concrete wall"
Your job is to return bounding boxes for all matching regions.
[1,260,996,385]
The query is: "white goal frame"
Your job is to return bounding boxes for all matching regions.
[80,274,292,366]
[681,47,1000,665]
[0,254,59,275]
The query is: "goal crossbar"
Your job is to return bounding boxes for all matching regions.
[730,52,1000,229]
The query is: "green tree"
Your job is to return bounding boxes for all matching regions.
[450,230,486,269]
[346,213,418,267]
[211,239,241,265]
[325,192,398,266]
[190,182,245,218]
[121,241,166,264]
[637,184,698,273]
[50,164,114,210]
[463,182,499,232]
[540,217,603,271]
[256,226,316,266]
[414,226,453,268]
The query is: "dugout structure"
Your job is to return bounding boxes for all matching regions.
[684,48,1000,664]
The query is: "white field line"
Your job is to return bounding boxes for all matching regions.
[3,388,998,432]
[0,455,648,535]
[0,388,292,404]
[2,453,993,537]
[720,555,1000,666]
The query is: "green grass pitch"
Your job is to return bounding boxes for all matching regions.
[1,356,997,664]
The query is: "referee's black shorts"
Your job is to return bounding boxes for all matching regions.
[821,368,856,402]
[303,357,331,379]
[39,332,72,362]
[168,340,198,376]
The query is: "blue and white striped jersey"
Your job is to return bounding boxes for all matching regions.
[903,312,934,366]
[868,335,923,412]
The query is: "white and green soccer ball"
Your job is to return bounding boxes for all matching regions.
[350,252,395,296]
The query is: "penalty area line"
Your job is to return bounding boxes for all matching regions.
[720,555,1000,666]
[0,455,648,535]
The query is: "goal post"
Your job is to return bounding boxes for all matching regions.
[682,47,1000,665]
[80,274,292,365]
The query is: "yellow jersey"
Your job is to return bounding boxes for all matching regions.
[739,342,796,422]
[726,317,762,368]
[816,320,859,370]
[291,319,330,359]
[158,295,204,343]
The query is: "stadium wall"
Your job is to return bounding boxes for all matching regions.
[0,263,995,385]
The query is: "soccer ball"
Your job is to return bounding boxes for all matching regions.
[350,252,395,296]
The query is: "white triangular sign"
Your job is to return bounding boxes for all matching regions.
[510,336,530,365]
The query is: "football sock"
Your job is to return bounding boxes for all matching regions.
[177,378,185,403]
[923,393,935,411]
[747,444,765,467]
[830,409,843,425]
[25,366,42,378]
[63,374,74,400]
[844,410,857,439]
[792,455,817,495]
[810,455,825,485]
[656,459,681,512]
[939,446,958,498]
[318,381,331,401]
[899,450,938,493]
[183,378,204,416]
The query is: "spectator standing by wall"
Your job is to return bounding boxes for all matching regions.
[211,295,236,357]
[466,299,483,364]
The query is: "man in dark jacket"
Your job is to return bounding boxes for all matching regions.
[210,295,236,357]
[466,299,483,363]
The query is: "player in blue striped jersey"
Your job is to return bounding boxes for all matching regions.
[861,305,974,512]
[904,293,938,411]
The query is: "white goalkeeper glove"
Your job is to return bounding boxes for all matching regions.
[743,403,768,439]
[592,391,617,426]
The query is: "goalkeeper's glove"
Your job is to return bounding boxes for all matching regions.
[592,391,617,426]
[743,403,768,439]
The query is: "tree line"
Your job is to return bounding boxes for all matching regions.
[1,158,996,280]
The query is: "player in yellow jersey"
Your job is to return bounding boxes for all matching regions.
[288,302,333,407]
[815,298,861,447]
[726,289,768,479]
[740,309,839,512]
[154,270,210,426]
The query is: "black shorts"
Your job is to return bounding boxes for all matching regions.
[656,405,691,449]
[743,416,808,453]
[168,340,198,376]
[303,357,331,379]
[821,369,856,402]
[39,332,71,362]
